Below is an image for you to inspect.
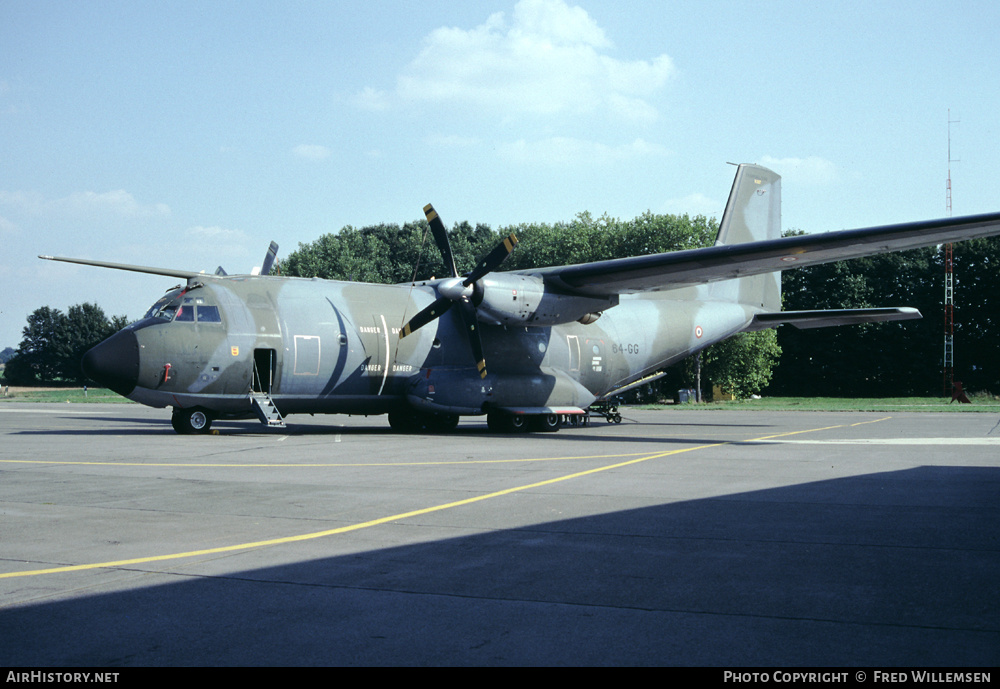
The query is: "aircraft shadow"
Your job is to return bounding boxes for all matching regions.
[2,466,997,666]
[13,412,776,446]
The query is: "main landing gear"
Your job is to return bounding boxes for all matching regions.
[387,409,562,433]
[387,409,460,433]
[171,407,213,434]
[486,411,561,433]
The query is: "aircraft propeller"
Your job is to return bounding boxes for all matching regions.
[399,204,518,378]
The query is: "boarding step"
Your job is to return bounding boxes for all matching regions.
[250,391,286,428]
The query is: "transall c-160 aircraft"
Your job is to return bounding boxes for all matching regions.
[41,164,1000,434]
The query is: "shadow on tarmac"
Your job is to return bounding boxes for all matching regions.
[2,466,998,666]
[13,410,776,446]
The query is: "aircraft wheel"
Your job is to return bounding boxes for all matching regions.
[507,414,529,433]
[531,413,561,433]
[171,408,213,435]
[389,411,415,433]
[426,413,459,433]
[487,411,528,433]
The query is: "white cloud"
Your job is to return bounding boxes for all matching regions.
[0,78,26,116]
[759,156,839,186]
[0,214,18,236]
[498,136,668,165]
[293,144,332,160]
[371,0,675,123]
[184,225,248,243]
[351,86,391,112]
[661,193,723,218]
[0,190,44,213]
[512,0,610,49]
[63,190,170,218]
[176,226,252,269]
[0,189,170,219]
[424,133,481,148]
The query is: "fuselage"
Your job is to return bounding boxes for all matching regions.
[83,274,759,420]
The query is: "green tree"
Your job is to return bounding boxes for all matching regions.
[768,245,945,397]
[5,306,68,384]
[282,220,498,284]
[284,212,719,281]
[950,236,1000,394]
[3,304,127,385]
[766,237,1000,397]
[684,329,782,399]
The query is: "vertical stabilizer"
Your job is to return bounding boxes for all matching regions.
[711,164,782,309]
[716,164,781,245]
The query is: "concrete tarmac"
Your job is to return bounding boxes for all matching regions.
[1,403,998,666]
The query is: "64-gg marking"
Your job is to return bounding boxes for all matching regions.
[612,343,640,355]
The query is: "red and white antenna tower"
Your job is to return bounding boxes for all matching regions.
[943,110,959,395]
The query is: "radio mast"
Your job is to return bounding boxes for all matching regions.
[943,110,959,395]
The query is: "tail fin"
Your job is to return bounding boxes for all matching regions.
[716,164,782,245]
[710,164,782,309]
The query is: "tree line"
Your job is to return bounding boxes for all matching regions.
[771,236,1000,396]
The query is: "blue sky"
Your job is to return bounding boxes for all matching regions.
[2,0,998,349]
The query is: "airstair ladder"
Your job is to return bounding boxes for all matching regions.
[250,391,286,428]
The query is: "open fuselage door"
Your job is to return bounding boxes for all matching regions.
[250,348,285,427]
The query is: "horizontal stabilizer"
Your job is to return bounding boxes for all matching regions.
[747,307,921,331]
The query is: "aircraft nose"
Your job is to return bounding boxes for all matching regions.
[82,329,140,396]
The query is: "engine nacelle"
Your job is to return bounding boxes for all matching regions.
[474,273,617,326]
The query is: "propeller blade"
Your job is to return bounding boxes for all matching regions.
[399,296,453,339]
[464,232,518,286]
[405,206,516,377]
[456,297,488,379]
[260,241,279,276]
[423,204,459,279]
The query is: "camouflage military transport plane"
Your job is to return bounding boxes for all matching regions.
[41,164,1000,434]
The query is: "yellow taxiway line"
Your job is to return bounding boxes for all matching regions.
[0,418,889,579]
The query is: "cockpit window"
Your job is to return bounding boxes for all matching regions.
[142,292,222,324]
[144,296,180,321]
[196,305,222,322]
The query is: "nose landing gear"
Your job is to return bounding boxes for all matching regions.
[171,407,213,434]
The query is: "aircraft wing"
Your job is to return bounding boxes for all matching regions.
[519,212,1000,296]
[39,241,280,280]
[39,255,206,280]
